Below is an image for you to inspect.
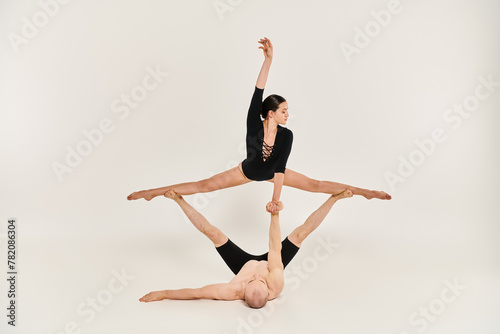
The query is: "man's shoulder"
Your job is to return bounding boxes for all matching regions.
[266,269,285,299]
[226,278,246,299]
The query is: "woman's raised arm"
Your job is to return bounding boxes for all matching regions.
[256,37,273,89]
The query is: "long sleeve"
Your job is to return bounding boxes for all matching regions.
[274,130,293,173]
[246,86,264,132]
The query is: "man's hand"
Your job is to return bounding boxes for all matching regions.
[266,201,284,214]
[139,290,167,303]
[164,189,182,200]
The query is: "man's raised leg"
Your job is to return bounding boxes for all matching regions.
[165,189,228,247]
[287,188,353,247]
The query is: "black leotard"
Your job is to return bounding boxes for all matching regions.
[241,86,293,181]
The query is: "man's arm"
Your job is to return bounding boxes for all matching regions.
[139,283,240,303]
[266,212,284,297]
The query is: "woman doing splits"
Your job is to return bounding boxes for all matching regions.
[128,37,391,213]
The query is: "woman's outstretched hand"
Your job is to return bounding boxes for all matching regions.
[258,37,273,61]
[266,200,284,214]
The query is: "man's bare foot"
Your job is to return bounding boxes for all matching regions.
[164,189,181,200]
[127,190,155,201]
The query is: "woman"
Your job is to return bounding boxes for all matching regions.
[128,37,391,213]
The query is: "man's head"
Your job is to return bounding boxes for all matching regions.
[244,274,269,308]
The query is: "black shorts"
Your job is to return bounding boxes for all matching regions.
[215,237,300,275]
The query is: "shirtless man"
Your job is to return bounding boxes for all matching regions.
[139,188,353,308]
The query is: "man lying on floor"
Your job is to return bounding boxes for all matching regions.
[139,188,352,308]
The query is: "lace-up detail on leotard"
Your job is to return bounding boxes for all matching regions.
[241,86,294,181]
[261,140,274,162]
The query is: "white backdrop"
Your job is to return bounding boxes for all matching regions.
[1,0,499,333]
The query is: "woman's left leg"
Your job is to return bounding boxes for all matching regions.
[274,168,391,200]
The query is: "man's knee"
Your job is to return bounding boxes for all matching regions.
[205,226,226,245]
[289,229,308,247]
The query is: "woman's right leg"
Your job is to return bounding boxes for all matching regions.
[127,163,251,201]
[279,168,391,200]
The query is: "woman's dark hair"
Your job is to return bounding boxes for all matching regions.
[261,94,286,119]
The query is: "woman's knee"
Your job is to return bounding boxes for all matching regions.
[197,178,218,193]
[309,179,322,192]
